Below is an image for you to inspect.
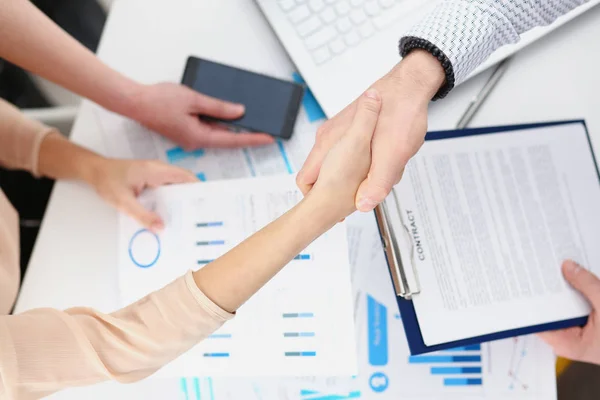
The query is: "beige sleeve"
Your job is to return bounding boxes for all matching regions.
[0,271,233,400]
[0,97,54,176]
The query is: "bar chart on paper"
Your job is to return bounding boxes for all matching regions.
[117,176,357,377]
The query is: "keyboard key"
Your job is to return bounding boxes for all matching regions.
[335,0,351,15]
[309,0,326,12]
[329,38,347,54]
[364,0,381,16]
[350,8,367,24]
[379,0,395,8]
[372,4,404,29]
[350,0,365,6]
[279,0,296,12]
[336,16,353,33]
[305,26,337,49]
[289,5,310,23]
[320,7,336,23]
[359,21,375,38]
[296,16,323,37]
[344,30,361,46]
[312,46,332,64]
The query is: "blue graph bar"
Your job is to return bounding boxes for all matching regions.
[197,259,215,265]
[408,355,481,363]
[181,378,189,400]
[196,222,223,227]
[367,294,388,366]
[209,333,232,339]
[285,351,316,357]
[203,352,230,358]
[166,147,205,164]
[294,254,311,260]
[442,344,481,352]
[431,366,482,374]
[284,332,316,337]
[282,312,314,318]
[197,240,225,246]
[196,172,207,182]
[444,378,483,386]
[193,378,200,400]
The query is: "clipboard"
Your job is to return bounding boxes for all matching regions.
[374,120,593,355]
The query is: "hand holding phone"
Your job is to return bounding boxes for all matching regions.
[182,56,304,140]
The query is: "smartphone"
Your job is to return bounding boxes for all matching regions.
[182,56,305,140]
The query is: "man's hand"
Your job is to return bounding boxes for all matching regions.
[538,261,600,365]
[129,83,275,150]
[297,50,445,211]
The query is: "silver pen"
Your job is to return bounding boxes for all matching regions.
[455,58,511,129]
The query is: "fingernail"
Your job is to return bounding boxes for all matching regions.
[151,221,164,232]
[357,197,378,212]
[564,260,581,274]
[364,88,380,100]
[234,104,245,113]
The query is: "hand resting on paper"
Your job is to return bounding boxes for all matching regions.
[538,260,600,365]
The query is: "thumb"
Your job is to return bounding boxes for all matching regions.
[119,194,164,233]
[191,91,245,120]
[562,260,600,307]
[538,326,585,360]
[346,89,381,141]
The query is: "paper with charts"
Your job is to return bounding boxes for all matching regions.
[105,212,556,400]
[118,175,357,378]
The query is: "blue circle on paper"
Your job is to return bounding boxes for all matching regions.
[128,229,160,268]
[369,372,389,393]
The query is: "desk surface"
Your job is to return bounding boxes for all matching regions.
[14,0,600,397]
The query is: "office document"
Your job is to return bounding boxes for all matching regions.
[119,175,356,377]
[387,121,600,351]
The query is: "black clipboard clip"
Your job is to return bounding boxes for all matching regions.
[374,188,421,300]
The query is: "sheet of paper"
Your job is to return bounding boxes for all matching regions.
[119,175,357,377]
[73,211,554,400]
[393,121,600,346]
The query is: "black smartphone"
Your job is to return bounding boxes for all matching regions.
[181,56,305,140]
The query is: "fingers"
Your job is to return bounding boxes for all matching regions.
[296,101,357,195]
[119,194,164,233]
[562,260,600,306]
[180,119,275,149]
[354,149,404,212]
[191,90,245,120]
[145,162,199,187]
[538,326,585,360]
[346,89,381,141]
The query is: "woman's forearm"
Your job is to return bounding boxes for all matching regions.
[193,190,341,313]
[37,132,102,183]
[0,0,141,117]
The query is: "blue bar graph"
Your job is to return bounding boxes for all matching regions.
[203,352,230,358]
[193,378,201,400]
[166,147,205,164]
[196,172,207,181]
[444,378,483,386]
[285,351,316,357]
[431,366,482,374]
[181,378,190,400]
[442,344,481,352]
[408,355,481,363]
[196,221,223,227]
[284,332,316,337]
[197,240,225,246]
[209,333,232,339]
[367,294,388,366]
[294,254,311,260]
[197,259,215,265]
[282,312,314,318]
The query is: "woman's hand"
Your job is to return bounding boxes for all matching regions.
[87,158,197,231]
[128,83,275,150]
[538,261,600,365]
[309,88,382,219]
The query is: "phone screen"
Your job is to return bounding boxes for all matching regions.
[182,57,304,139]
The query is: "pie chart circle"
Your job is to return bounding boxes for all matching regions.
[128,229,161,268]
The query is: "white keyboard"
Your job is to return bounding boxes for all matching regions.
[277,0,406,65]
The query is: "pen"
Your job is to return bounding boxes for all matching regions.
[455,58,511,129]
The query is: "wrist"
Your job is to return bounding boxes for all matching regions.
[106,79,147,121]
[388,49,446,102]
[300,189,353,227]
[78,153,108,186]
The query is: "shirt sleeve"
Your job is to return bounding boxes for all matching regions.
[0,271,234,400]
[401,0,590,86]
[0,97,54,177]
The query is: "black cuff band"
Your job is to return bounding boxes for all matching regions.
[399,36,455,101]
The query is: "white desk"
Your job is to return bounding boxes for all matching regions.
[14,0,600,398]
